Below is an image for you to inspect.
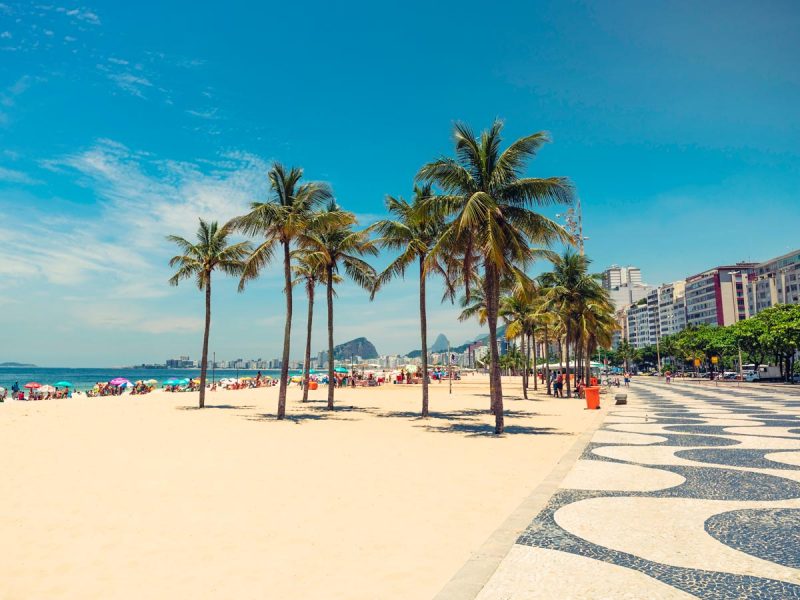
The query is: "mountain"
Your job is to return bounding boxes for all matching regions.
[332,337,379,360]
[0,362,37,368]
[430,333,450,353]
[452,324,508,353]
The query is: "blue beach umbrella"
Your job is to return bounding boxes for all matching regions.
[334,366,349,373]
[54,381,74,387]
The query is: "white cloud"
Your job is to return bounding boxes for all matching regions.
[0,165,40,184]
[108,57,128,65]
[107,72,152,98]
[0,31,11,39]
[10,140,270,301]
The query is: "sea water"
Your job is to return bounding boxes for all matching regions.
[0,367,303,392]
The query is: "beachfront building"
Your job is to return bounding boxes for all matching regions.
[626,301,656,350]
[657,281,687,337]
[601,264,651,309]
[685,263,757,327]
[743,249,800,315]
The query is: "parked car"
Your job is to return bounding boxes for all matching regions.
[744,372,760,382]
[792,374,800,384]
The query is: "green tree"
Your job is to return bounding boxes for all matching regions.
[234,164,332,420]
[539,250,606,395]
[418,120,572,433]
[300,203,377,410]
[292,249,341,402]
[167,219,251,408]
[371,184,449,417]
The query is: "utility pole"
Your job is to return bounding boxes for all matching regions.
[557,197,588,255]
[448,342,452,395]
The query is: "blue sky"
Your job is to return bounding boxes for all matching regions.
[1,0,798,366]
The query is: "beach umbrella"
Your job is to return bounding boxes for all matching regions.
[144,379,158,385]
[39,385,56,393]
[334,366,349,373]
[177,378,190,385]
[54,381,74,387]
[163,379,179,385]
[109,377,132,387]
[24,382,41,389]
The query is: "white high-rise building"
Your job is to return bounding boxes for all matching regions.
[657,281,687,338]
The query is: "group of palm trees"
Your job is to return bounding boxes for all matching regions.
[168,120,616,434]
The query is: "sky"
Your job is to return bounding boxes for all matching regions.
[0,0,798,367]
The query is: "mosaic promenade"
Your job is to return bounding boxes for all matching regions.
[477,381,800,599]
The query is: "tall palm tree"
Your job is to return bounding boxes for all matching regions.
[292,248,341,402]
[167,219,251,408]
[233,164,332,420]
[370,183,448,417]
[418,120,572,433]
[300,203,377,410]
[539,250,606,396]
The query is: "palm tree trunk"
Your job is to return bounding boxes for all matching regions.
[544,327,551,395]
[277,241,292,420]
[302,282,314,402]
[521,332,528,399]
[565,323,572,397]
[199,273,211,409]
[326,266,335,410]
[531,331,538,392]
[419,255,430,417]
[485,265,504,434]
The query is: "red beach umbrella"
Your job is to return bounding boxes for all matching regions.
[24,382,42,389]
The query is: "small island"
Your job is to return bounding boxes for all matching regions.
[0,362,37,368]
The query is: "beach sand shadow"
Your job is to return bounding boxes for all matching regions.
[177,404,255,411]
[419,422,567,437]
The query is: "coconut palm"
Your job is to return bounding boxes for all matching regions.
[292,249,341,402]
[539,250,607,396]
[500,292,533,398]
[167,219,251,408]
[370,183,449,417]
[418,120,573,433]
[233,164,332,420]
[300,203,377,410]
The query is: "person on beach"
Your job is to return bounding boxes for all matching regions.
[554,372,563,398]
[624,372,631,387]
[665,370,672,384]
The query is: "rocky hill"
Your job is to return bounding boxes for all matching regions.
[332,337,379,360]
[430,333,450,353]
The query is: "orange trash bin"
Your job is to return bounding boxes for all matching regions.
[585,386,601,409]
[309,381,318,390]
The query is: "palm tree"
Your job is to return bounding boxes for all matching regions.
[418,120,572,433]
[370,183,448,417]
[539,250,606,396]
[233,164,332,420]
[292,249,341,402]
[167,219,251,408]
[300,203,377,410]
[500,292,533,398]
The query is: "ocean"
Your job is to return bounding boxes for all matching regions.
[0,367,304,392]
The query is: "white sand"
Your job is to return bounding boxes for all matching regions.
[0,375,602,599]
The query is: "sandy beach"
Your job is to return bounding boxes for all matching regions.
[1,375,603,599]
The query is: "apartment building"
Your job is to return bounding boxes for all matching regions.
[684,263,757,327]
[743,249,800,315]
[658,281,687,337]
[626,302,655,350]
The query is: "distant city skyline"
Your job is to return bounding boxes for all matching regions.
[1,1,798,367]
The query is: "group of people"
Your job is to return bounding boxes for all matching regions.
[6,382,75,401]
[86,383,127,397]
